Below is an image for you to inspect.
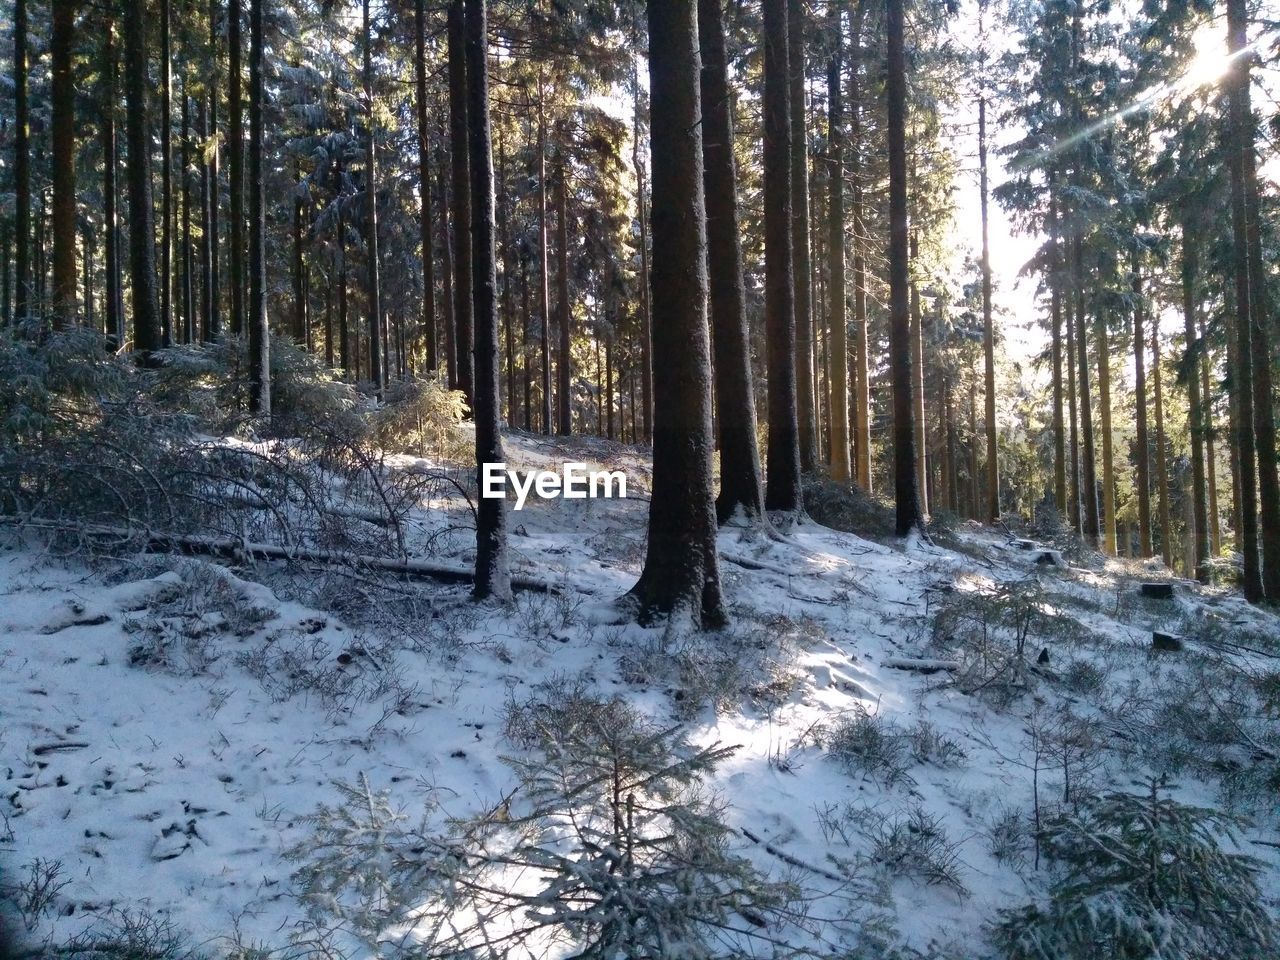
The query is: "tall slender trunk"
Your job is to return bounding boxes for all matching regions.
[969,380,980,518]
[521,254,532,430]
[448,0,473,401]
[227,0,244,336]
[1049,187,1066,515]
[849,11,870,491]
[1181,224,1209,580]
[555,149,572,435]
[247,0,269,412]
[698,0,765,522]
[206,0,221,340]
[1066,277,1080,532]
[1097,272,1116,555]
[51,0,76,327]
[13,0,31,324]
[626,0,725,628]
[415,0,439,371]
[82,224,94,331]
[789,0,818,471]
[979,94,998,521]
[160,0,173,344]
[181,84,194,343]
[536,87,552,434]
[910,232,928,516]
[292,164,306,343]
[605,332,614,440]
[826,1,850,481]
[633,57,653,443]
[463,0,509,600]
[1226,0,1263,600]
[102,19,122,343]
[1132,251,1153,556]
[1074,242,1099,545]
[124,0,162,356]
[498,137,515,422]
[1199,313,1221,556]
[363,0,384,393]
[763,0,802,513]
[438,164,456,383]
[1152,314,1172,567]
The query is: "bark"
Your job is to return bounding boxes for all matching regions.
[1048,187,1066,515]
[228,0,244,336]
[1199,313,1221,557]
[438,165,456,384]
[886,0,923,535]
[363,0,384,393]
[464,0,510,601]
[910,232,927,515]
[555,149,572,435]
[698,0,765,523]
[123,1,162,356]
[51,0,76,327]
[626,0,725,629]
[789,0,818,471]
[181,85,194,343]
[762,0,802,513]
[205,0,221,341]
[1181,225,1209,580]
[1097,276,1115,555]
[102,18,123,342]
[161,0,173,344]
[1073,240,1099,546]
[448,0,474,401]
[247,0,269,413]
[521,254,532,430]
[849,11,870,492]
[826,2,850,482]
[1152,314,1172,568]
[293,163,307,343]
[633,58,654,443]
[1133,252,1153,556]
[1066,272,1080,533]
[979,94,998,521]
[498,137,516,422]
[13,0,30,324]
[536,87,552,433]
[415,0,439,371]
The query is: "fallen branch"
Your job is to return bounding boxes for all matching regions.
[2,517,557,593]
[881,656,961,673]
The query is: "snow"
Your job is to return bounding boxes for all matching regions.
[2,430,1277,956]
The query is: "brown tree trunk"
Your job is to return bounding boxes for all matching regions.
[1152,314,1172,567]
[979,94,998,521]
[448,0,473,401]
[123,0,162,356]
[625,0,725,628]
[1132,251,1153,556]
[51,0,76,327]
[633,57,653,443]
[1198,312,1221,556]
[363,0,383,393]
[698,0,765,523]
[849,10,871,492]
[537,85,553,434]
[555,148,573,435]
[247,0,269,412]
[205,0,221,340]
[13,0,30,324]
[160,0,173,344]
[789,0,818,472]
[102,18,123,342]
[1049,186,1066,515]
[227,0,244,336]
[1181,225,1209,580]
[826,1,850,481]
[415,0,439,371]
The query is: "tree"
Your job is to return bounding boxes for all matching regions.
[363,0,384,394]
[762,0,802,514]
[123,0,162,356]
[977,46,997,521]
[448,0,473,401]
[466,0,510,601]
[624,0,725,628]
[228,0,245,336]
[826,0,850,482]
[13,0,31,325]
[247,0,269,413]
[415,0,438,371]
[886,0,923,536]
[790,0,817,472]
[698,0,765,523]
[51,0,76,327]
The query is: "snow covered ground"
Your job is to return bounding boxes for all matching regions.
[2,430,1278,957]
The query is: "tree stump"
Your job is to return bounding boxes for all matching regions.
[1140,582,1175,599]
[1152,631,1186,652]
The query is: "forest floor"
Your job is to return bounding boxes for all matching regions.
[2,429,1279,958]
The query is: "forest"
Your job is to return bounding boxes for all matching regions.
[2,0,1280,957]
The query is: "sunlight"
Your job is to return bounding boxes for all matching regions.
[1179,24,1235,91]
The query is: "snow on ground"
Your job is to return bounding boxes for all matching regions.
[2,429,1278,957]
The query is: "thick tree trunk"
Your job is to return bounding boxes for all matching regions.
[227,0,245,336]
[826,3,850,481]
[415,0,439,371]
[1226,0,1263,600]
[464,0,510,601]
[247,0,269,413]
[789,0,818,472]
[123,1,162,356]
[762,0,802,514]
[698,0,765,523]
[448,0,473,401]
[979,95,998,521]
[555,150,573,435]
[13,0,30,324]
[1132,252,1153,556]
[51,0,76,327]
[626,0,725,629]
[363,0,384,393]
[1180,226,1209,580]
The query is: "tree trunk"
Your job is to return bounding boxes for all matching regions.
[1226,0,1263,600]
[910,232,927,516]
[1180,225,1209,580]
[160,0,173,344]
[227,0,244,336]
[1049,187,1066,515]
[826,2,850,481]
[51,0,76,327]
[536,85,553,434]
[789,0,818,472]
[1198,312,1221,557]
[849,11,871,492]
[521,252,532,429]
[762,0,802,514]
[698,0,765,523]
[448,0,473,401]
[979,94,998,521]
[415,0,439,371]
[1073,242,1100,546]
[1097,274,1116,555]
[633,58,653,444]
[123,1,162,356]
[498,137,516,423]
[555,149,572,435]
[886,0,922,536]
[363,0,384,393]
[1152,314,1172,568]
[247,0,269,413]
[626,0,725,629]
[205,0,221,340]
[13,0,31,325]
[293,162,306,343]
[102,18,122,343]
[1132,251,1153,556]
[181,84,194,343]
[464,0,510,601]
[438,164,456,384]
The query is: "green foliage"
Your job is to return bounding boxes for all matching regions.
[992,782,1278,960]
[370,376,468,460]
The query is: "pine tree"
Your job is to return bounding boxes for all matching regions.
[51,0,77,328]
[247,0,269,413]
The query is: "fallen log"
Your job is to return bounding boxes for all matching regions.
[882,656,961,673]
[2,517,557,593]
